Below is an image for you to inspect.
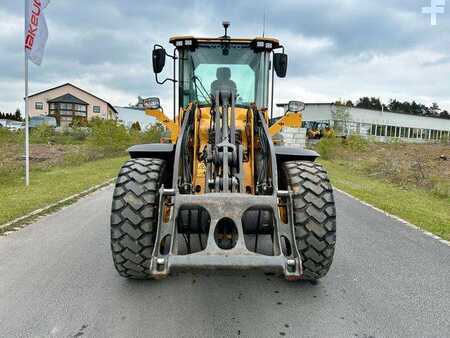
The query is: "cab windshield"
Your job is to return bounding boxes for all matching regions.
[179,44,270,108]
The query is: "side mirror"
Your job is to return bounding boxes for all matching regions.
[273,53,288,78]
[152,47,166,74]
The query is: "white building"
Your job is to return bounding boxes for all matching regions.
[114,107,157,129]
[278,103,450,142]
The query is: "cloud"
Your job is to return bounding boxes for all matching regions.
[0,0,449,115]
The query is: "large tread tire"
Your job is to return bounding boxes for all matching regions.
[282,161,336,280]
[110,158,166,279]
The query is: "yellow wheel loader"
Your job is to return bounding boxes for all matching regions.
[110,23,336,281]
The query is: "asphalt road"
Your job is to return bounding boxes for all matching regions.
[0,186,449,338]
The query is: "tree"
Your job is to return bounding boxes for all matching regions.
[337,96,448,119]
[402,101,411,114]
[440,110,450,119]
[410,101,421,115]
[369,97,382,110]
[333,105,351,136]
[430,103,440,116]
[14,109,22,121]
[356,97,371,109]
[388,99,400,112]
[0,110,23,121]
[130,121,142,131]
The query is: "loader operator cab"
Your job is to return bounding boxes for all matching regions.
[178,41,274,108]
[151,22,288,115]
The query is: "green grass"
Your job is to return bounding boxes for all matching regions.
[321,160,450,241]
[0,156,128,226]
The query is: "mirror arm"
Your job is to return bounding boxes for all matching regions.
[155,74,177,85]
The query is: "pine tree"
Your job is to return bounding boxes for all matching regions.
[14,108,22,121]
[130,121,142,131]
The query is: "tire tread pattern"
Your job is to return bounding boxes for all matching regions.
[110,158,166,279]
[282,161,336,280]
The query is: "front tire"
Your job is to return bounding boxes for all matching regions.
[282,161,336,280]
[110,158,166,279]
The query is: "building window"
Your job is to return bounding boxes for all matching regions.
[400,127,408,138]
[411,128,420,138]
[386,126,391,137]
[35,102,44,110]
[93,106,101,113]
[49,103,87,116]
[75,104,87,112]
[49,102,88,127]
[431,130,438,140]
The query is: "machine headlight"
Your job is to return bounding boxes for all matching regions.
[288,101,305,113]
[172,38,197,50]
[144,97,161,109]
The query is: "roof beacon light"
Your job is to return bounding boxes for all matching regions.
[222,21,230,38]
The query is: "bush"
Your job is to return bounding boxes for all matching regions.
[87,118,131,154]
[67,128,90,142]
[0,127,21,144]
[63,149,93,165]
[30,124,55,144]
[315,137,341,160]
[70,116,89,128]
[431,177,450,198]
[343,134,369,151]
[141,123,165,143]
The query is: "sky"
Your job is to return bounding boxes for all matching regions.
[1,0,450,116]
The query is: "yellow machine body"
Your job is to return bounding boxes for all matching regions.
[147,105,302,195]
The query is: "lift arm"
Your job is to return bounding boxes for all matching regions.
[268,112,302,136]
[145,108,179,143]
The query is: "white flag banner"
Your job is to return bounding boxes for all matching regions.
[25,0,50,65]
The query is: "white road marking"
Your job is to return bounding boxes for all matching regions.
[334,187,450,247]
